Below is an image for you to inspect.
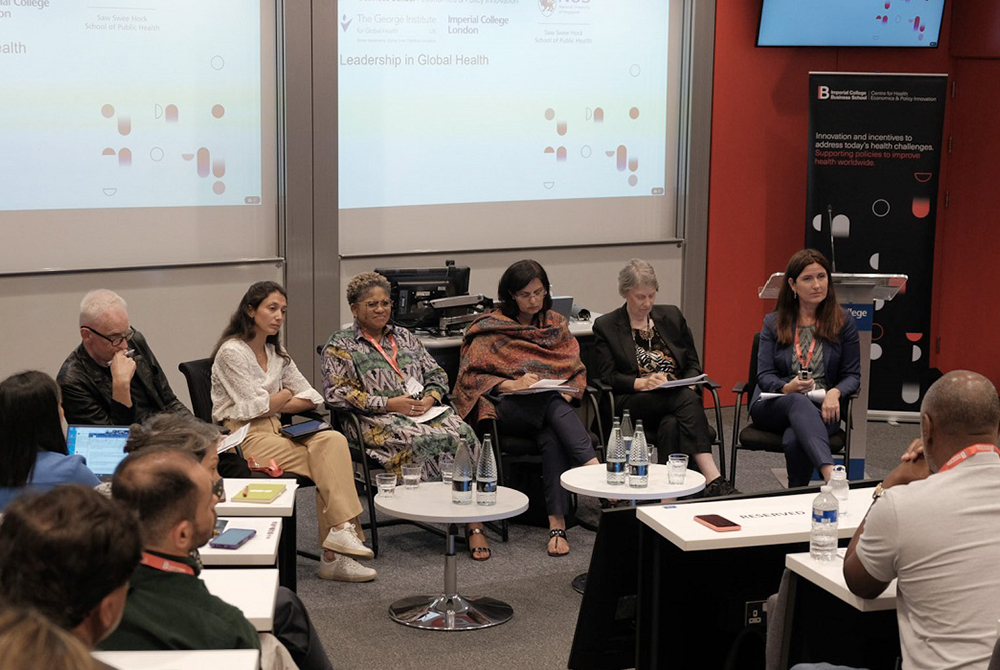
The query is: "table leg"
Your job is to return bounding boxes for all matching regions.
[388,522,515,630]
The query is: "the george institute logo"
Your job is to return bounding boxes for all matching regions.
[538,0,556,17]
[341,14,353,32]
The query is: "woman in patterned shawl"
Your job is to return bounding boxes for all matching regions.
[322,272,490,560]
[453,259,599,557]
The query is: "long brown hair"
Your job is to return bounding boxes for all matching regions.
[212,281,290,361]
[775,249,843,345]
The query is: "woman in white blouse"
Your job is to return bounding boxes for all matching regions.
[211,281,376,583]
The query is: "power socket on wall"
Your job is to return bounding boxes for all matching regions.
[745,600,767,628]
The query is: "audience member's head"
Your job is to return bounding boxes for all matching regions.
[0,370,67,488]
[78,289,133,366]
[213,280,289,360]
[0,485,140,647]
[125,412,222,482]
[921,370,1000,471]
[0,606,99,670]
[111,448,218,554]
[497,259,552,320]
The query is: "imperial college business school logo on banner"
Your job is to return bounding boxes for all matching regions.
[806,73,947,412]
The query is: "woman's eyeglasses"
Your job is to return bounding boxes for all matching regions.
[514,288,547,300]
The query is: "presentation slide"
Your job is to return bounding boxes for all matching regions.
[0,1,263,211]
[338,0,671,210]
[758,0,945,47]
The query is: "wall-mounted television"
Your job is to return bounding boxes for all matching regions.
[757,0,945,48]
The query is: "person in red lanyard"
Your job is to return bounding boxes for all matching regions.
[749,249,861,487]
[793,371,1000,670]
[322,272,491,560]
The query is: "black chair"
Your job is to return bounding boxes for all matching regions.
[729,333,854,488]
[472,386,606,539]
[593,377,727,479]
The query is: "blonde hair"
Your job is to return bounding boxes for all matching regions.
[0,607,97,670]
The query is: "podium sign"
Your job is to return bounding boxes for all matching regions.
[758,273,906,479]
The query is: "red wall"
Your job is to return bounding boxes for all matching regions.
[703,2,960,402]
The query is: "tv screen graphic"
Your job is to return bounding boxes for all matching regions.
[758,0,945,48]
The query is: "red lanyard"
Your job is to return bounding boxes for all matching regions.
[140,551,195,575]
[937,444,1000,473]
[794,326,817,371]
[363,331,404,380]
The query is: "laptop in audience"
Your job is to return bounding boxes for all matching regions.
[66,425,130,482]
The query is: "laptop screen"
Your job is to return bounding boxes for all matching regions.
[66,426,130,476]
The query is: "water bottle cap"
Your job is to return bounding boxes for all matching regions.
[820,485,832,493]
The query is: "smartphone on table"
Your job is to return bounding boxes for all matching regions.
[694,514,741,532]
[209,528,257,549]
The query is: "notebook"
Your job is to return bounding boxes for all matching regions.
[66,425,130,481]
[231,483,287,504]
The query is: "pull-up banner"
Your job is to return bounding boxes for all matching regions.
[806,72,947,412]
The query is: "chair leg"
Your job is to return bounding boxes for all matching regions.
[708,386,726,481]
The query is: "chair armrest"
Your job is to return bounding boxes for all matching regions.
[700,376,722,390]
[590,379,612,394]
[732,381,749,394]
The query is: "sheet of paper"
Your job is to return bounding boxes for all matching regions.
[651,373,708,390]
[529,378,571,389]
[504,386,579,396]
[758,390,826,403]
[410,405,449,424]
[218,423,249,453]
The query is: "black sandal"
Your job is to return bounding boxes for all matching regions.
[548,528,569,557]
[465,527,491,561]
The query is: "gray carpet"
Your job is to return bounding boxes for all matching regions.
[292,411,919,670]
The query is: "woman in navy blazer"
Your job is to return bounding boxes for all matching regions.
[750,249,860,487]
[594,260,737,497]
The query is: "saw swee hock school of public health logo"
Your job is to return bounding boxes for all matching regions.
[539,0,592,18]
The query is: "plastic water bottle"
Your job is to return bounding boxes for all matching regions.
[475,434,497,506]
[628,420,649,488]
[810,485,839,561]
[606,418,626,485]
[621,410,634,461]
[452,439,474,505]
[829,465,849,516]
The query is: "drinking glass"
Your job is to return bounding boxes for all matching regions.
[376,473,397,498]
[402,464,421,489]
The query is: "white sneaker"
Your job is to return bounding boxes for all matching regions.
[322,523,374,559]
[317,555,377,583]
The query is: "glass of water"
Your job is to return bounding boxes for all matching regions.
[402,464,422,489]
[439,453,455,484]
[376,473,397,498]
[667,453,688,485]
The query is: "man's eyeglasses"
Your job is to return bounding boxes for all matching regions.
[514,287,547,300]
[83,325,135,347]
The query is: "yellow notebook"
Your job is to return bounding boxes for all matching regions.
[233,483,287,504]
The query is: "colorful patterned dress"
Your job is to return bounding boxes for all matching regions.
[322,323,479,479]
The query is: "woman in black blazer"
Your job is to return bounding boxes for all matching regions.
[594,259,737,498]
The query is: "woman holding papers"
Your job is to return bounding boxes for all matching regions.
[454,259,599,557]
[322,271,490,560]
[211,281,376,583]
[593,259,737,498]
[750,249,860,487]
[0,370,100,510]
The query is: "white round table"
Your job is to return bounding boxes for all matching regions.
[560,463,707,500]
[374,482,529,631]
[560,463,706,593]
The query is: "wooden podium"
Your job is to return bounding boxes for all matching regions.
[758,273,906,479]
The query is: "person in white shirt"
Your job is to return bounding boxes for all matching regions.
[211,281,375,583]
[839,370,1000,670]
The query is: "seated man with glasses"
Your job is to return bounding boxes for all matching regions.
[58,289,192,426]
